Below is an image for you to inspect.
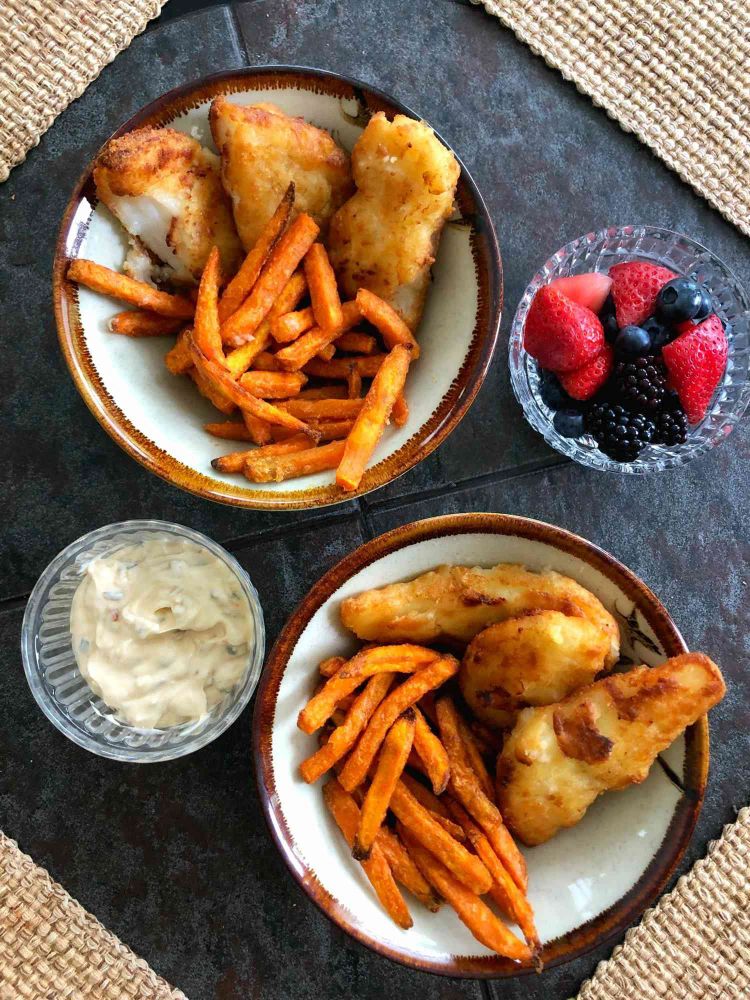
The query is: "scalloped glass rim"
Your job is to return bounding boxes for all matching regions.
[509,225,750,474]
[21,520,266,762]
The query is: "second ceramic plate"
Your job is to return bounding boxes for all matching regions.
[254,513,707,977]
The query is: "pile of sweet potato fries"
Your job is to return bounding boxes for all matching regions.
[66,182,418,491]
[297,644,541,965]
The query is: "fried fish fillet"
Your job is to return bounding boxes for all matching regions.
[340,563,620,666]
[94,127,243,284]
[496,653,725,846]
[209,97,352,250]
[460,611,612,729]
[327,112,460,331]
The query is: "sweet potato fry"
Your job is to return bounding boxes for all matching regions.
[243,440,345,483]
[251,351,282,372]
[301,674,394,784]
[204,420,253,441]
[272,306,315,344]
[238,371,308,399]
[323,779,412,930]
[400,772,449,817]
[305,242,343,330]
[455,714,495,801]
[392,393,409,427]
[297,385,348,401]
[297,645,440,735]
[241,411,273,445]
[336,344,411,492]
[192,246,225,366]
[354,711,416,859]
[356,288,420,358]
[347,368,362,399]
[468,720,504,758]
[336,332,377,355]
[278,398,363,421]
[338,656,459,792]
[190,341,318,440]
[108,311,183,337]
[375,827,441,912]
[165,328,194,375]
[221,214,319,346]
[446,799,539,953]
[319,655,346,678]
[218,183,294,323]
[224,338,266,378]
[190,369,235,415]
[436,697,527,892]
[212,434,310,474]
[400,830,531,962]
[412,707,450,795]
[303,354,386,380]
[270,419,355,443]
[274,301,362,371]
[316,343,336,362]
[67,259,194,318]
[388,782,492,894]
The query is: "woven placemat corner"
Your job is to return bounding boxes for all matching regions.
[576,806,750,999]
[0,832,187,1000]
[0,0,168,181]
[474,0,750,237]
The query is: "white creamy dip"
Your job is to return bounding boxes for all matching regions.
[70,537,253,729]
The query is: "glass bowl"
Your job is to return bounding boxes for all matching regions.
[21,520,265,762]
[509,225,750,473]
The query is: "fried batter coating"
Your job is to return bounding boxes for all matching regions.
[209,97,352,250]
[340,563,620,667]
[327,113,460,331]
[94,127,243,283]
[496,653,726,845]
[460,611,612,729]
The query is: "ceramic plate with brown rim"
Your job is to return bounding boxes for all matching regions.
[253,513,708,977]
[53,68,501,510]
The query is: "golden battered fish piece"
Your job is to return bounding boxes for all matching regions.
[340,563,620,667]
[209,97,352,250]
[94,127,243,284]
[496,653,726,846]
[328,112,460,331]
[460,611,612,729]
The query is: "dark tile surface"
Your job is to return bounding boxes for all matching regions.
[1,1,749,999]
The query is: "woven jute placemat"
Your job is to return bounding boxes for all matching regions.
[0,0,167,181]
[475,0,750,237]
[0,832,187,1000]
[577,807,750,999]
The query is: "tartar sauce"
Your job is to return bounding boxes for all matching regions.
[70,537,253,729]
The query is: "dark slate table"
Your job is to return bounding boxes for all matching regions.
[2,2,748,998]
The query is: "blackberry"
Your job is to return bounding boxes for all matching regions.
[652,407,688,446]
[586,403,655,462]
[612,355,666,413]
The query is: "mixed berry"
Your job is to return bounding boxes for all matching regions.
[524,262,729,463]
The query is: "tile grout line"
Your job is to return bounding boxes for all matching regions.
[228,1,252,65]
[363,455,571,516]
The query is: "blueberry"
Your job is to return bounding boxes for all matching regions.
[694,286,713,321]
[642,315,674,351]
[656,277,704,324]
[537,368,572,410]
[602,312,619,344]
[599,293,616,319]
[615,324,652,358]
[553,409,585,438]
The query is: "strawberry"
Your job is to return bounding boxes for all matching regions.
[558,344,614,401]
[549,272,613,314]
[610,261,676,327]
[662,314,728,424]
[524,285,604,373]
